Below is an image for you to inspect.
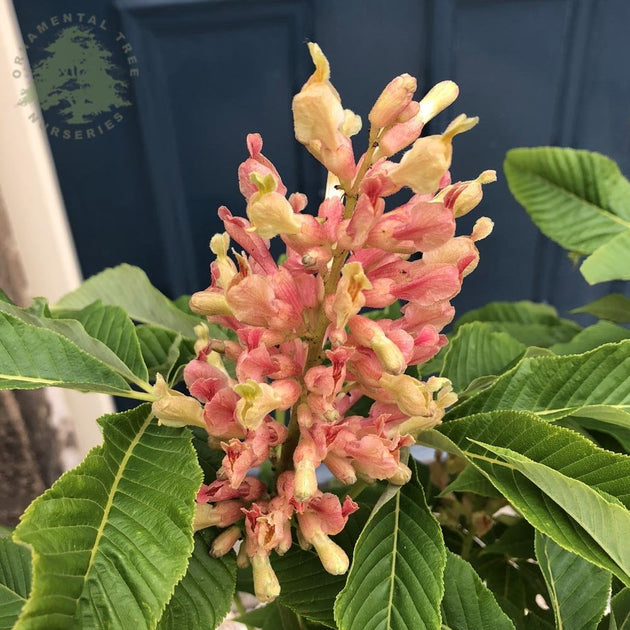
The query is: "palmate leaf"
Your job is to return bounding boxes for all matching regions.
[441,322,526,393]
[447,340,630,425]
[454,301,580,347]
[157,530,236,630]
[535,532,611,630]
[440,551,514,630]
[420,411,630,585]
[0,538,31,630]
[53,264,202,338]
[13,405,202,629]
[334,462,446,630]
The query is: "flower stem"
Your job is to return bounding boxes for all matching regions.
[275,126,381,481]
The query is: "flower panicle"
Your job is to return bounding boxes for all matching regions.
[180,43,493,602]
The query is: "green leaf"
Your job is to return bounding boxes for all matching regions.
[157,529,236,630]
[550,321,630,355]
[54,264,203,338]
[0,538,31,630]
[0,309,132,394]
[237,601,307,630]
[469,441,630,584]
[420,412,630,585]
[54,301,148,382]
[447,340,630,424]
[609,588,630,630]
[441,322,526,393]
[136,325,195,384]
[472,553,554,629]
[334,462,446,630]
[535,531,611,630]
[13,405,202,629]
[273,504,371,628]
[504,148,630,254]
[440,551,514,630]
[440,465,502,498]
[480,519,535,560]
[572,294,630,323]
[454,301,580,347]
[581,230,630,283]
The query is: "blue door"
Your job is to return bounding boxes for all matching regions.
[13,0,630,316]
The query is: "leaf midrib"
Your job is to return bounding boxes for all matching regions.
[78,411,153,603]
[385,492,400,630]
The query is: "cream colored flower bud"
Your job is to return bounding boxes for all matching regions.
[379,373,431,417]
[388,462,412,486]
[294,459,319,502]
[236,542,250,569]
[251,553,281,603]
[210,526,241,557]
[418,81,459,123]
[189,291,233,317]
[311,532,349,575]
[369,73,417,129]
[331,262,372,330]
[152,374,206,429]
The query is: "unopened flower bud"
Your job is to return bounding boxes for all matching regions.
[379,373,432,417]
[324,453,357,485]
[294,459,319,502]
[310,531,349,575]
[210,526,242,557]
[236,541,250,569]
[251,553,281,603]
[369,74,417,129]
[388,462,412,485]
[152,374,206,429]
[418,80,459,123]
[193,322,211,354]
[193,500,244,531]
[190,290,233,317]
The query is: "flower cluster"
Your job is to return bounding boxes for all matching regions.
[152,43,494,602]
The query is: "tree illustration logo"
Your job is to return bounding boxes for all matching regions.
[15,14,140,141]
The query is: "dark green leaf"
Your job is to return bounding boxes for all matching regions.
[609,588,630,630]
[157,529,236,630]
[0,538,31,630]
[480,520,535,560]
[535,531,611,630]
[237,601,307,630]
[441,551,514,629]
